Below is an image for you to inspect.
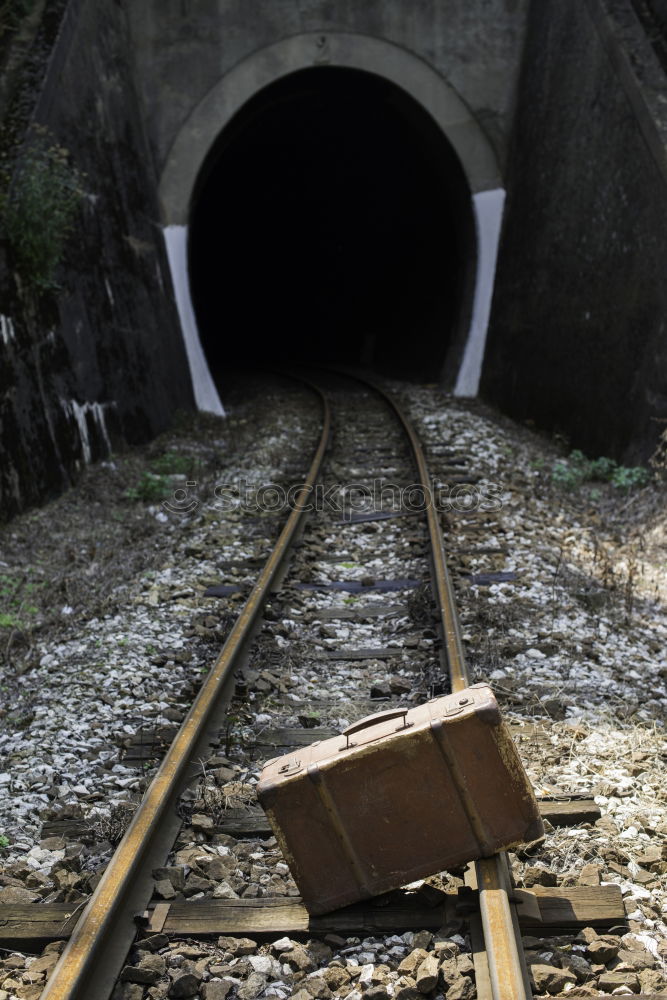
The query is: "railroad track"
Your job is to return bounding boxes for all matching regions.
[1,373,647,1000]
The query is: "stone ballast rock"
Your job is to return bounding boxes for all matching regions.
[0,382,666,997]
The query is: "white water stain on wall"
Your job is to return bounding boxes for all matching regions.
[454,188,506,397]
[61,399,114,464]
[0,315,16,347]
[163,225,224,416]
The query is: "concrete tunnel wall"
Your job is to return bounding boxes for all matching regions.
[128,0,530,179]
[482,0,667,464]
[155,34,509,401]
[126,0,531,402]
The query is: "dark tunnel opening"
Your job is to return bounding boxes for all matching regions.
[188,67,476,381]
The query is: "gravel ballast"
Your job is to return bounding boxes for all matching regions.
[1,377,666,999]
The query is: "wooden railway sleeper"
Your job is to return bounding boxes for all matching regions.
[456,884,542,922]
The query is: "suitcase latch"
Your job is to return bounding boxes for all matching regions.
[444,695,474,717]
[278,758,302,776]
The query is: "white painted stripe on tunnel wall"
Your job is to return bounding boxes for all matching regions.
[454,188,506,398]
[163,225,225,416]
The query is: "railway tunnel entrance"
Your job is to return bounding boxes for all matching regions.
[187,67,476,381]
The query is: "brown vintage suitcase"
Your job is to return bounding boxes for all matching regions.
[257,683,543,914]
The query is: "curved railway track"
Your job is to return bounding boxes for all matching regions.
[34,372,634,1000]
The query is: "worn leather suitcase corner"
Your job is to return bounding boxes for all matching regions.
[257,682,543,915]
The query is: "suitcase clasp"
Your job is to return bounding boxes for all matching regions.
[278,758,302,775]
[444,694,474,717]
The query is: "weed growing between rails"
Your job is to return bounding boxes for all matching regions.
[196,760,257,827]
[91,803,136,847]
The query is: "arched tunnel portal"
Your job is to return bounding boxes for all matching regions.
[187,67,477,380]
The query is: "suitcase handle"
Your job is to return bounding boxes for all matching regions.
[340,709,410,748]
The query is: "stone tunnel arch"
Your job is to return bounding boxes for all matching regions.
[159,33,504,412]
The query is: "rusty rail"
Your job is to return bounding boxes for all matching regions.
[41,381,331,1000]
[42,371,531,1000]
[352,375,533,1000]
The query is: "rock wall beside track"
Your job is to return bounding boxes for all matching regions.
[0,0,193,520]
[483,0,667,465]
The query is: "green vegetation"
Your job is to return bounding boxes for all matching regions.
[1,126,84,291]
[151,450,194,476]
[608,465,651,490]
[0,834,10,849]
[0,613,22,628]
[5,711,33,729]
[551,449,650,492]
[124,472,170,503]
[124,451,196,502]
[0,572,41,629]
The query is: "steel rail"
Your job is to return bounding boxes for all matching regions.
[351,375,532,1000]
[42,382,331,1000]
